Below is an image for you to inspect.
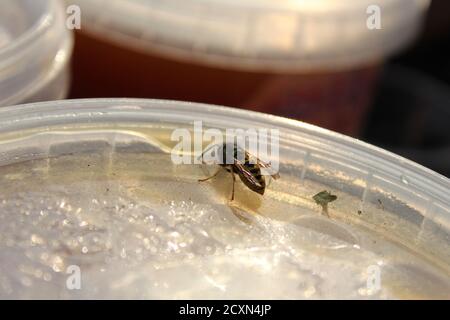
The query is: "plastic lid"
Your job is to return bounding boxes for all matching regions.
[71,0,430,71]
[0,98,449,298]
[0,0,74,107]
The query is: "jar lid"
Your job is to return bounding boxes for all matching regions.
[0,0,73,106]
[72,0,430,71]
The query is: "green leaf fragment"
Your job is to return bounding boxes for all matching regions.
[313,190,337,207]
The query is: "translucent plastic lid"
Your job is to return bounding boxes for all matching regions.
[71,0,430,71]
[0,99,448,298]
[0,0,74,106]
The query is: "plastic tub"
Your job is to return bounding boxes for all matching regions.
[68,0,429,136]
[0,98,449,299]
[0,0,74,107]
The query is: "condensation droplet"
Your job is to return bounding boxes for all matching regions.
[31,234,44,245]
[400,175,409,185]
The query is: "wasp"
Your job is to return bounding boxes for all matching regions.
[198,143,280,200]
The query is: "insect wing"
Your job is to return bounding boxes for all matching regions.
[234,161,263,187]
[245,152,280,179]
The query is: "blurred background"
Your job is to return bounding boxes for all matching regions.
[1,0,449,177]
[66,0,450,178]
[364,0,450,178]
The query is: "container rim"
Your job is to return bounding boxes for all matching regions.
[0,98,448,205]
[70,0,431,72]
[0,0,56,63]
[0,0,73,106]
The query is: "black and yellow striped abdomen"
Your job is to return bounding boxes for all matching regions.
[237,162,266,195]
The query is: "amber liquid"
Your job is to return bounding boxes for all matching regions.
[69,31,381,136]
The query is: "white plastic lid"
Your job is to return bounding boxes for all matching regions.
[0,0,74,107]
[71,0,430,71]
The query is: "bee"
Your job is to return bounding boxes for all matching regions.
[198,143,280,200]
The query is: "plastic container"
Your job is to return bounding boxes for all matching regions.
[0,98,448,299]
[68,0,429,136]
[0,0,74,107]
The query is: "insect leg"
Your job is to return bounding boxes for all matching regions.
[198,169,220,182]
[230,170,235,201]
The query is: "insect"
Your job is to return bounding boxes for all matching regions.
[198,143,280,201]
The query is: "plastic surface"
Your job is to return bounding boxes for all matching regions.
[70,0,430,71]
[0,0,74,107]
[0,99,448,298]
